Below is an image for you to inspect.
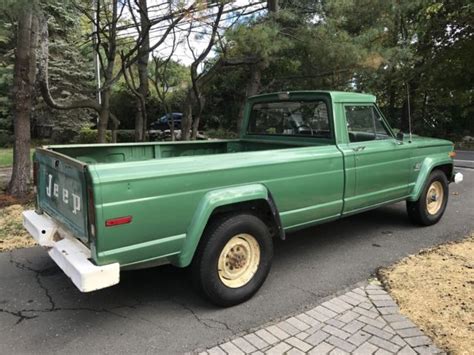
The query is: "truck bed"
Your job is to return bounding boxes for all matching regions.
[50,139,327,164]
[35,138,344,268]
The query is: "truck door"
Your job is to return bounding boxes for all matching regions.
[341,104,412,213]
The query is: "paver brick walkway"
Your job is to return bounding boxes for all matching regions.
[197,282,445,355]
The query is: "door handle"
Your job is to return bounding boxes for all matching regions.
[352,146,366,152]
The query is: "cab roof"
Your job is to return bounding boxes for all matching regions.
[248,90,376,104]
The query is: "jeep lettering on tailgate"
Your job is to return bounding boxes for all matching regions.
[45,173,81,215]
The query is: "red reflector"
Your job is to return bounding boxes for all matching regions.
[105,216,132,227]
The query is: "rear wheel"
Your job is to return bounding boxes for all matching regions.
[191,213,273,307]
[407,170,449,226]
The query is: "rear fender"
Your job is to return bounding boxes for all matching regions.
[174,184,279,267]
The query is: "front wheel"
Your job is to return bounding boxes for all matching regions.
[191,213,273,307]
[407,170,449,226]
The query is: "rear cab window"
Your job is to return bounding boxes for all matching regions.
[247,100,332,140]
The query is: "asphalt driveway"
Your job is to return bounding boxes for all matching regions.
[0,168,472,354]
[455,150,474,168]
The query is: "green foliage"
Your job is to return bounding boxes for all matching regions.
[0,8,15,133]
[205,129,239,140]
[0,0,95,141]
[116,130,135,143]
[33,0,95,140]
[0,129,13,148]
[226,20,289,65]
[0,65,13,131]
[75,128,111,144]
[0,0,472,142]
[110,87,137,129]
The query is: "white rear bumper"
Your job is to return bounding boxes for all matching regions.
[22,210,119,292]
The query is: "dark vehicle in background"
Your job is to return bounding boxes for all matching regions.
[148,112,207,140]
[150,112,183,131]
[148,112,183,141]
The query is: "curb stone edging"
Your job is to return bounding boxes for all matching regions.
[195,282,445,355]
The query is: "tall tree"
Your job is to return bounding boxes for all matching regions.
[122,0,150,142]
[37,0,124,143]
[180,1,266,139]
[8,2,38,197]
[232,0,282,131]
[39,0,192,142]
[148,30,182,141]
[180,3,225,140]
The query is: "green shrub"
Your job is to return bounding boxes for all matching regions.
[116,130,136,142]
[75,128,112,144]
[205,129,239,139]
[51,128,78,144]
[0,129,13,148]
[31,138,52,147]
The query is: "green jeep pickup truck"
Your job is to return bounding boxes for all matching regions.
[23,91,463,306]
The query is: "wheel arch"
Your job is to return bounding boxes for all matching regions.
[173,184,283,268]
[408,155,453,202]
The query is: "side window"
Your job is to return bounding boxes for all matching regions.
[345,105,392,143]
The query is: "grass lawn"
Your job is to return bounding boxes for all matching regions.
[0,204,36,251]
[0,148,35,167]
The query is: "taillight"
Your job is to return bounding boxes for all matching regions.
[105,216,132,227]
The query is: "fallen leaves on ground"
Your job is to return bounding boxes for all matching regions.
[379,235,474,355]
[0,204,36,252]
[0,192,34,208]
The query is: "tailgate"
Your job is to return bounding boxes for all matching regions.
[35,148,91,243]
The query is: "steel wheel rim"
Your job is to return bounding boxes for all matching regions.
[217,234,261,288]
[426,181,444,215]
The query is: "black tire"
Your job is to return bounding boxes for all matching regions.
[191,213,273,307]
[406,170,449,226]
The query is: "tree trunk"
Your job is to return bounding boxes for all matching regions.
[388,87,396,125]
[97,89,111,143]
[8,6,38,197]
[167,103,175,141]
[191,115,200,139]
[97,0,119,143]
[238,64,262,131]
[400,82,418,133]
[236,0,278,132]
[134,0,150,142]
[191,95,206,139]
[267,0,279,12]
[236,98,246,133]
[181,90,194,140]
[134,101,144,141]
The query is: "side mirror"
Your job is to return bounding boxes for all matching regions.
[396,131,404,141]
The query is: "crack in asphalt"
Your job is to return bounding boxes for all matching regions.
[3,252,143,324]
[175,301,235,333]
[0,309,39,325]
[5,253,179,332]
[9,251,57,311]
[289,283,321,299]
